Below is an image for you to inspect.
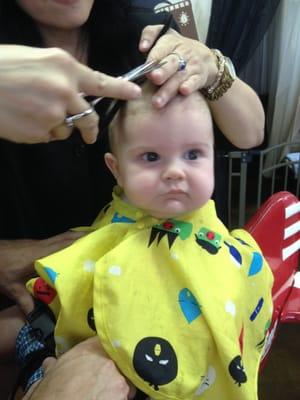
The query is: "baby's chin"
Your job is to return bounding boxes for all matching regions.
[147,200,194,219]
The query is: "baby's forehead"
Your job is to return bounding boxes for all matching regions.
[110,85,212,150]
[123,97,209,134]
[128,89,207,114]
[123,109,213,149]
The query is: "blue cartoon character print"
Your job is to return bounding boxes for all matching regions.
[178,288,202,324]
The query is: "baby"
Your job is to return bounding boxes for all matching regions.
[22,82,273,399]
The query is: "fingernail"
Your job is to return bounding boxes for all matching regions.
[132,85,142,97]
[140,39,150,50]
[152,95,164,108]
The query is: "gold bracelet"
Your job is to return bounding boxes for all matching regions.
[201,49,236,101]
[206,49,225,94]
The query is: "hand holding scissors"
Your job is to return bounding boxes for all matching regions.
[64,59,166,129]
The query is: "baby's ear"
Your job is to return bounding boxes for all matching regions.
[104,153,122,186]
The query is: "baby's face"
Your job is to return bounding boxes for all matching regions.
[107,100,214,219]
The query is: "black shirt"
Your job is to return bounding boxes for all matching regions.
[0,9,170,239]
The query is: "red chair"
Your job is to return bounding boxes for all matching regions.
[245,191,300,366]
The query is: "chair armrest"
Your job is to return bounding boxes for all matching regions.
[280,272,300,323]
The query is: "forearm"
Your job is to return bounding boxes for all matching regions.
[209,78,265,149]
[0,232,85,313]
[0,306,26,361]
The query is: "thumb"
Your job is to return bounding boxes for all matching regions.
[139,24,164,52]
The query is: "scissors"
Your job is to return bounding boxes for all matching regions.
[65,13,174,129]
[64,58,167,128]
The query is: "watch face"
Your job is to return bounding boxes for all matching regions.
[225,57,236,79]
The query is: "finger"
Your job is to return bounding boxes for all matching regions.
[35,239,78,259]
[77,67,141,100]
[68,336,107,359]
[65,95,99,144]
[179,74,207,95]
[139,24,164,52]
[50,124,72,141]
[147,52,186,86]
[151,69,189,108]
[36,232,85,260]
[145,28,180,60]
[44,230,86,246]
[13,285,35,314]
[42,357,57,373]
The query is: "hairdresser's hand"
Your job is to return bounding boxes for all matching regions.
[24,337,136,400]
[139,26,217,108]
[0,45,141,144]
[139,25,265,149]
[0,231,84,313]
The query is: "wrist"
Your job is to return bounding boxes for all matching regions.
[203,49,224,90]
[201,49,236,101]
[205,49,219,88]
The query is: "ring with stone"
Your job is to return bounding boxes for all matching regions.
[64,106,94,129]
[170,52,187,71]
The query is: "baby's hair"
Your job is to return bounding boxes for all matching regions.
[108,80,212,154]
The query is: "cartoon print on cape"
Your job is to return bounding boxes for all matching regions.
[178,288,202,324]
[87,308,96,332]
[256,319,271,350]
[148,219,192,249]
[33,277,57,304]
[195,227,222,254]
[250,298,264,321]
[224,241,242,266]
[228,355,247,386]
[111,212,136,224]
[133,337,178,390]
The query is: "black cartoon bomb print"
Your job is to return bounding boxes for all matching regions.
[133,337,178,390]
[87,308,96,332]
[148,219,192,249]
[228,355,247,386]
[195,227,222,254]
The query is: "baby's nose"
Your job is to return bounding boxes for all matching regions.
[162,163,185,180]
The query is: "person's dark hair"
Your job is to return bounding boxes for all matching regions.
[0,0,132,73]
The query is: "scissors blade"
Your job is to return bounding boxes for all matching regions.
[89,59,166,108]
[121,59,167,82]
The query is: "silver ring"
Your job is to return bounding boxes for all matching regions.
[170,52,187,71]
[64,107,94,129]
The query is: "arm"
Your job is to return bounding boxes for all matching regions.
[139,26,264,149]
[0,231,85,313]
[208,78,265,149]
[22,338,136,400]
[0,45,141,144]
[0,306,26,361]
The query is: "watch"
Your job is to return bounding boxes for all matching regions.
[201,49,236,101]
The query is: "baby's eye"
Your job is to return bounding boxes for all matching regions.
[184,149,201,160]
[142,152,159,162]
